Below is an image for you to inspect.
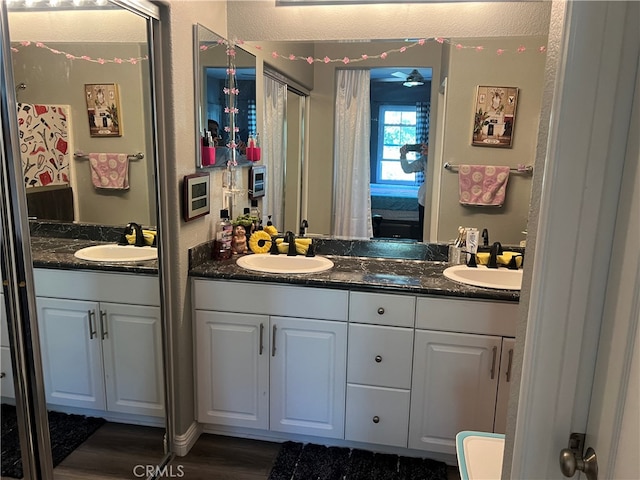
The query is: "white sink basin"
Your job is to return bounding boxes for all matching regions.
[236,254,334,274]
[443,265,523,290]
[74,244,158,263]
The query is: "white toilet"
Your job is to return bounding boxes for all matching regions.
[456,431,506,480]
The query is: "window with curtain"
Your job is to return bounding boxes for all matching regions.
[376,105,418,185]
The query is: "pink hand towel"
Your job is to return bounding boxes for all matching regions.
[458,165,510,206]
[89,153,129,189]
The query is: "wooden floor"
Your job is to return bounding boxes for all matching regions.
[2,423,461,479]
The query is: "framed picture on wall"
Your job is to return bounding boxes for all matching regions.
[472,85,518,148]
[84,83,122,137]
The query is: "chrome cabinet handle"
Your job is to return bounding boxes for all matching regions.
[100,311,108,339]
[506,348,514,382]
[372,416,380,424]
[375,355,382,363]
[377,307,385,315]
[88,310,97,339]
[259,323,264,355]
[490,346,498,379]
[272,325,277,357]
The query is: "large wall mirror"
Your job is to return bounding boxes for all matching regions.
[3,1,167,477]
[9,6,157,228]
[231,2,550,246]
[195,24,257,170]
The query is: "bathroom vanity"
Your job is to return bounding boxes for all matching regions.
[1,228,164,426]
[190,242,519,460]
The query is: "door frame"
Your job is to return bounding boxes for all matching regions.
[509,1,639,478]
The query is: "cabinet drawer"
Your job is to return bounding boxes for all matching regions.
[345,384,409,448]
[416,296,517,336]
[347,324,413,389]
[193,280,348,321]
[1,346,15,399]
[34,269,159,307]
[349,292,415,327]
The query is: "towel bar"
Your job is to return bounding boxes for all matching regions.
[74,151,144,161]
[444,162,533,174]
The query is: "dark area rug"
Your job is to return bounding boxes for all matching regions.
[268,441,448,480]
[1,403,106,479]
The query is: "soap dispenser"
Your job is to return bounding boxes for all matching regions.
[213,209,232,260]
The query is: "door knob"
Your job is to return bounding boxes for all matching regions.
[559,433,598,480]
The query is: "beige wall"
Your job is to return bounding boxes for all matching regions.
[437,36,547,245]
[158,0,228,441]
[9,21,155,225]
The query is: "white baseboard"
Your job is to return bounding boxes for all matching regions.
[172,421,202,456]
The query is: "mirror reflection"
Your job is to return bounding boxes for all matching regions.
[245,35,546,245]
[9,8,157,227]
[4,4,166,478]
[195,24,257,169]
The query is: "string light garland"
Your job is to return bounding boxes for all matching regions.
[11,37,547,66]
[10,40,148,64]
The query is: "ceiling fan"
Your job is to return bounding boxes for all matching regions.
[390,69,425,87]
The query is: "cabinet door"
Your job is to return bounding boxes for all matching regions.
[37,297,105,410]
[101,303,164,417]
[0,292,12,399]
[408,330,502,454]
[270,317,347,439]
[494,337,516,434]
[195,310,269,429]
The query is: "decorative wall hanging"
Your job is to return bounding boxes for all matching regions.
[472,86,518,148]
[17,103,70,188]
[84,83,122,137]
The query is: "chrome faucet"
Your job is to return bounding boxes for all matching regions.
[487,242,503,269]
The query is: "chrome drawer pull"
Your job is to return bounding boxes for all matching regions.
[88,310,97,339]
[490,346,498,379]
[372,416,380,424]
[272,325,277,357]
[375,355,382,363]
[506,348,514,382]
[100,311,108,339]
[377,307,385,315]
[259,323,264,355]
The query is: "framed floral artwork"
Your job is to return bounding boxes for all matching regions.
[85,83,122,137]
[472,85,518,148]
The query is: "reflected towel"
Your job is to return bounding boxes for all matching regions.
[89,153,129,189]
[458,165,510,206]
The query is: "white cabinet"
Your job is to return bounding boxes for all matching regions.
[345,291,415,448]
[194,280,348,440]
[494,337,516,434]
[409,297,518,455]
[1,291,15,400]
[408,330,502,454]
[195,310,269,429]
[270,316,347,439]
[37,298,106,410]
[34,269,164,418]
[193,279,519,454]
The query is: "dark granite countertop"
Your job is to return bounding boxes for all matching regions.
[29,222,158,275]
[189,239,520,302]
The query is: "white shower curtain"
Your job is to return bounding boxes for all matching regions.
[262,76,286,230]
[333,70,372,239]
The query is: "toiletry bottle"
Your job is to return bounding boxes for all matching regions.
[213,209,232,260]
[466,227,479,263]
[250,199,261,231]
